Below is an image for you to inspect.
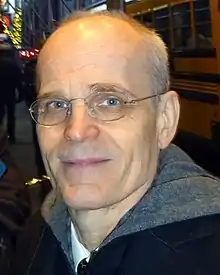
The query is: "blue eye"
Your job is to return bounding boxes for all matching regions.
[47,100,69,109]
[102,97,120,106]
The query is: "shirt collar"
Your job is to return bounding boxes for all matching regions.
[71,222,90,272]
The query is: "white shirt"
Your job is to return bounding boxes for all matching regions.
[71,222,90,272]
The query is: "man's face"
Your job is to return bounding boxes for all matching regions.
[37,17,162,210]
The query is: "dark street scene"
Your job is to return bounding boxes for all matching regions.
[1,0,220,275]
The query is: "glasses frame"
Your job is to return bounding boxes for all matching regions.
[29,91,165,126]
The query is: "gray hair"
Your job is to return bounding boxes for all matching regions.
[44,10,170,99]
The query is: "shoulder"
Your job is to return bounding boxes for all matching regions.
[109,215,220,274]
[150,214,220,246]
[149,214,220,274]
[88,215,220,275]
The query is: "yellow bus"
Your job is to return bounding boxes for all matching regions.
[126,0,220,145]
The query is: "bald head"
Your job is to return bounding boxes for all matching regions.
[37,10,169,97]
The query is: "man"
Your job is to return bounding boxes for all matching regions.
[0,127,29,275]
[0,47,23,143]
[13,11,220,275]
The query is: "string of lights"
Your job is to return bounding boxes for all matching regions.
[0,7,22,48]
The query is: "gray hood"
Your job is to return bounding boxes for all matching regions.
[41,144,220,265]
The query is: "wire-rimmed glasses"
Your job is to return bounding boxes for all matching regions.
[29,91,162,126]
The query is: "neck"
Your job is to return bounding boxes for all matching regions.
[69,186,147,251]
[70,208,120,251]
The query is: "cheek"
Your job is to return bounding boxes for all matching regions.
[104,116,155,186]
[119,112,158,178]
[37,126,63,167]
[113,111,157,155]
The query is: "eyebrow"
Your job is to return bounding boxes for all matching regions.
[37,82,134,100]
[89,82,133,96]
[37,91,65,100]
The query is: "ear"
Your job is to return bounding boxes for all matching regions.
[156,91,180,149]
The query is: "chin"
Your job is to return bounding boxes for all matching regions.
[60,183,109,211]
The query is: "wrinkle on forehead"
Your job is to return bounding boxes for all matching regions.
[38,38,139,85]
[38,62,96,84]
[38,49,142,88]
[38,51,135,92]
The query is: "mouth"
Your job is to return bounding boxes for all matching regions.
[61,158,111,168]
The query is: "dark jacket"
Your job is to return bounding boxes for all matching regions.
[12,145,220,275]
[0,54,23,102]
[23,59,37,107]
[0,128,29,275]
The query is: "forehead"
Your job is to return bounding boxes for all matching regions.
[37,17,148,96]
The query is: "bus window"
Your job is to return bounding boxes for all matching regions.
[171,2,192,50]
[193,0,213,49]
[154,6,170,47]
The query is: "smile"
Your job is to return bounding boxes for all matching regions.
[61,158,111,168]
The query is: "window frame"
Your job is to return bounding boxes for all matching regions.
[132,0,215,57]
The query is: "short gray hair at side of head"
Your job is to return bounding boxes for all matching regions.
[59,10,170,100]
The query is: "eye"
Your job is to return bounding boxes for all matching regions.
[46,100,69,109]
[101,97,121,107]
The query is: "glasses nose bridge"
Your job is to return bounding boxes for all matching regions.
[68,97,90,117]
[69,97,89,106]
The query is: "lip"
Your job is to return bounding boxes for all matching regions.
[61,158,111,168]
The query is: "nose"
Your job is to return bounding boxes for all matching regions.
[63,103,100,142]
